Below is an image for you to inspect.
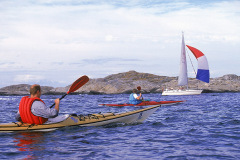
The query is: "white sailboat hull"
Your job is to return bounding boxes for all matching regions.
[162,89,202,96]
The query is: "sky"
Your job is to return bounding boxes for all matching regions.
[0,0,240,88]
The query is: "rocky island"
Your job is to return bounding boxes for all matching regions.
[0,71,240,95]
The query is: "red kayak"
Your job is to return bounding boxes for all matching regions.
[99,100,184,107]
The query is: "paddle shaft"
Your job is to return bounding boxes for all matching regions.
[50,94,67,108]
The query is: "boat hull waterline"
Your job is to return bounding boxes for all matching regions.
[162,90,202,96]
[0,105,160,132]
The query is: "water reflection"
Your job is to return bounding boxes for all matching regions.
[13,132,46,159]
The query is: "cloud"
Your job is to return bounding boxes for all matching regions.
[11,74,67,87]
[0,62,15,68]
[81,58,141,64]
[105,35,114,42]
[0,0,240,87]
[14,75,45,83]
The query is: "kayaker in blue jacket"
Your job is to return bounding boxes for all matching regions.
[129,89,142,105]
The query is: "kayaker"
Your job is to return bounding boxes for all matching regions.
[15,84,60,124]
[129,89,143,105]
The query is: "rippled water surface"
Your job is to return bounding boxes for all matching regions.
[0,93,240,159]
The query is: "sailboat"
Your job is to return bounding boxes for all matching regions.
[162,33,210,96]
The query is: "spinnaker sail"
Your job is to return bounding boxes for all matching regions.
[186,45,210,83]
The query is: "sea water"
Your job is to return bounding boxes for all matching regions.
[0,93,239,159]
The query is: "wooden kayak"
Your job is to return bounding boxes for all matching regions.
[0,105,160,132]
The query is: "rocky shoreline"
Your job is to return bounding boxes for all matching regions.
[0,71,240,95]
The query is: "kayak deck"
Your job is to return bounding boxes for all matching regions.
[99,100,184,107]
[0,105,160,132]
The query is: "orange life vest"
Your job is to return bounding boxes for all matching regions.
[19,96,48,124]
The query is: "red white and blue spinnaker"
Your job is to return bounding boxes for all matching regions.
[186,45,210,83]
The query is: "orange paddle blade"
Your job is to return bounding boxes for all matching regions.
[67,75,89,94]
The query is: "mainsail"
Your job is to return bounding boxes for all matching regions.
[186,45,210,83]
[178,34,188,87]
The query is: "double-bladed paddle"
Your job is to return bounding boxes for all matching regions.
[50,75,89,108]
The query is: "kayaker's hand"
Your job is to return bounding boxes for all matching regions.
[54,98,60,112]
[140,93,144,100]
[55,98,60,105]
[137,93,142,100]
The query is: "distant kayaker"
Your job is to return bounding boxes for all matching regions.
[15,84,60,124]
[129,89,143,105]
